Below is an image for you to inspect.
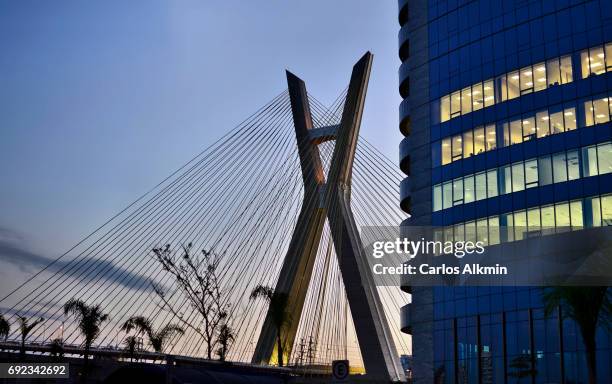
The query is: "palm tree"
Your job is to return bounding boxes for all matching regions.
[250,285,290,367]
[121,316,184,354]
[17,316,44,358]
[123,335,138,362]
[543,287,611,384]
[216,323,234,362]
[63,298,108,363]
[0,314,9,342]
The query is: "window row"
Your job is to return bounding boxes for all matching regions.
[439,55,573,122]
[434,94,612,167]
[580,43,612,79]
[437,194,612,247]
[433,142,612,212]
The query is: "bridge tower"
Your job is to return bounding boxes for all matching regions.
[251,52,405,382]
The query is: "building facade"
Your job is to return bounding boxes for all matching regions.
[398,0,612,383]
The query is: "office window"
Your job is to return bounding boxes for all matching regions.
[451,91,461,117]
[513,210,527,240]
[472,82,484,111]
[440,95,450,122]
[443,181,452,209]
[510,119,522,145]
[463,130,474,158]
[527,207,541,230]
[586,196,602,227]
[452,135,463,161]
[538,155,553,185]
[541,205,555,227]
[442,138,451,165]
[453,179,464,205]
[564,107,577,130]
[500,166,512,195]
[533,62,547,91]
[464,175,475,203]
[583,99,595,127]
[602,195,612,225]
[570,200,583,228]
[550,109,564,133]
[560,55,573,83]
[474,127,485,155]
[507,71,520,99]
[525,160,538,188]
[433,185,442,212]
[483,80,494,107]
[546,58,561,86]
[502,121,511,147]
[487,170,498,198]
[593,97,610,124]
[475,172,487,200]
[552,153,568,183]
[461,86,472,115]
[567,150,580,180]
[485,124,496,150]
[496,74,508,102]
[581,45,606,78]
[555,202,571,227]
[606,43,612,72]
[582,145,598,177]
[522,117,536,141]
[520,66,534,95]
[488,217,500,245]
[511,163,525,192]
[597,143,612,175]
[536,111,550,138]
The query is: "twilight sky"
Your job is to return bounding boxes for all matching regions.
[0,1,401,276]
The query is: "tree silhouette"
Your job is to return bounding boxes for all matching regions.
[123,335,138,362]
[63,298,108,364]
[121,316,184,354]
[216,323,234,362]
[0,314,9,342]
[250,285,291,367]
[543,287,611,384]
[17,316,44,359]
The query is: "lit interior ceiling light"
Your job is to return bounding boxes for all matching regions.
[541,116,550,120]
[596,114,606,118]
[524,71,532,76]
[537,78,546,82]
[523,120,530,124]
[484,96,494,100]
[487,131,495,135]
[597,53,605,58]
[536,66,545,72]
[484,86,491,90]
[564,111,573,116]
[526,82,533,86]
[472,91,480,95]
[442,143,449,147]
[476,135,484,138]
[511,75,519,80]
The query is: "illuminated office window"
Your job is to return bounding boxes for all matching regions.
[485,124,496,150]
[536,111,550,138]
[433,185,442,212]
[483,80,494,107]
[453,179,464,206]
[570,200,584,228]
[555,202,571,227]
[549,109,564,134]
[582,145,598,177]
[567,150,580,181]
[511,163,525,192]
[474,127,485,155]
[441,138,451,165]
[602,195,612,225]
[541,205,555,227]
[488,217,500,245]
[513,210,527,240]
[581,45,607,78]
[533,62,547,91]
[464,175,475,203]
[451,91,461,117]
[597,143,612,175]
[552,153,568,183]
[443,181,452,209]
[463,130,474,158]
[560,56,573,83]
[452,135,463,161]
[606,43,612,72]
[461,86,472,115]
[472,83,484,111]
[564,107,577,130]
[441,95,450,122]
[500,166,512,195]
[527,207,541,230]
[524,160,538,188]
[522,117,536,141]
[546,58,561,86]
[487,170,498,198]
[587,196,602,226]
[507,71,520,99]
[593,97,610,124]
[520,66,534,95]
[475,172,487,200]
[510,119,522,145]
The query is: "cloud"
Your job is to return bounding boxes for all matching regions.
[0,233,159,293]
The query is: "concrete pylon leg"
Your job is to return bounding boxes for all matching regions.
[251,71,327,366]
[252,52,404,382]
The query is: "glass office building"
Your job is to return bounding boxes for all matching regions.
[398,0,612,383]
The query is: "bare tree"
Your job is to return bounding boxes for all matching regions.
[17,316,44,359]
[152,243,230,360]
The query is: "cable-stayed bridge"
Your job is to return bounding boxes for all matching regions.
[0,53,409,382]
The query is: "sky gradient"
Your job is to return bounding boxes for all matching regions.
[0,1,400,275]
